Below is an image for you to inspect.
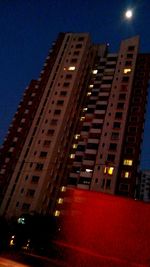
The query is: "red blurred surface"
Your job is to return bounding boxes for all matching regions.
[55,188,150,267]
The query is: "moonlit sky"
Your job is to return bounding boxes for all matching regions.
[0,0,150,169]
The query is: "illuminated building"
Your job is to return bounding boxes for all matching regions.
[0,33,150,218]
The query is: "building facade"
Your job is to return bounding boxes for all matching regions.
[0,33,150,218]
[140,170,150,202]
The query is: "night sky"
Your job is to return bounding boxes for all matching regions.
[0,0,150,169]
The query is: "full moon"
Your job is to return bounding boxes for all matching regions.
[125,9,133,19]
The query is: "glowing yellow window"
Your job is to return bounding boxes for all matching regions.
[73,143,77,149]
[108,167,114,175]
[123,68,131,74]
[89,84,94,88]
[83,107,87,111]
[75,134,80,140]
[61,186,66,192]
[123,159,133,166]
[124,172,130,178]
[57,198,63,204]
[54,210,60,217]
[80,116,85,121]
[87,92,91,96]
[70,154,75,159]
[92,69,98,74]
[68,66,76,71]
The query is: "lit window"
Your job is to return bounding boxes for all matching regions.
[57,198,63,204]
[54,210,60,217]
[61,186,66,192]
[85,169,93,173]
[75,134,80,140]
[89,84,94,88]
[123,159,133,166]
[73,144,78,149]
[68,66,76,71]
[80,116,85,121]
[124,172,130,178]
[104,166,114,175]
[123,68,131,74]
[83,107,87,111]
[70,154,75,159]
[92,70,98,74]
[87,92,91,96]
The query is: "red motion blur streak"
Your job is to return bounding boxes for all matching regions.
[56,188,150,267]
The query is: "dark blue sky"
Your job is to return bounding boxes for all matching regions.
[0,0,150,169]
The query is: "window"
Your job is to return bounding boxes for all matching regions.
[119,183,129,191]
[92,69,98,74]
[122,76,129,82]
[47,129,55,136]
[113,122,121,129]
[117,103,124,109]
[26,189,35,197]
[68,66,76,71]
[43,140,51,146]
[31,175,40,183]
[101,179,105,189]
[54,210,60,216]
[128,126,136,133]
[119,93,126,100]
[35,163,44,171]
[71,58,77,63]
[60,91,67,96]
[104,166,114,175]
[121,171,131,178]
[111,132,119,140]
[51,119,58,125]
[115,112,123,119]
[125,61,132,66]
[70,154,75,159]
[121,84,128,91]
[66,74,72,79]
[78,37,84,41]
[128,45,135,51]
[57,100,64,105]
[40,151,48,158]
[127,53,133,59]
[109,143,117,151]
[107,154,115,162]
[123,159,133,166]
[74,51,80,56]
[75,44,82,49]
[123,68,131,74]
[106,179,111,189]
[22,203,30,211]
[63,82,70,87]
[54,109,61,115]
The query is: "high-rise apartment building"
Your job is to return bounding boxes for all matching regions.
[0,33,150,219]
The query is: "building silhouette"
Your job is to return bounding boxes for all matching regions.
[0,33,150,218]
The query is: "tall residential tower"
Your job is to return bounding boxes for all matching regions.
[0,33,150,218]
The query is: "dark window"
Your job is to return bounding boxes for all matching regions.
[43,140,51,146]
[66,74,72,79]
[31,175,40,183]
[125,61,132,66]
[115,112,123,119]
[71,58,77,63]
[35,163,44,171]
[60,91,67,96]
[63,82,70,87]
[109,143,117,151]
[106,179,111,189]
[54,109,61,115]
[22,203,30,211]
[128,126,136,133]
[127,53,133,59]
[126,136,136,144]
[57,100,64,105]
[74,51,80,56]
[51,119,58,125]
[119,183,129,191]
[122,76,129,82]
[101,179,105,188]
[121,84,128,91]
[119,93,126,100]
[26,189,35,197]
[76,44,82,49]
[107,154,115,162]
[117,103,124,109]
[40,151,48,158]
[47,129,55,135]
[111,132,119,140]
[128,46,135,51]
[78,37,84,41]
[113,122,121,129]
